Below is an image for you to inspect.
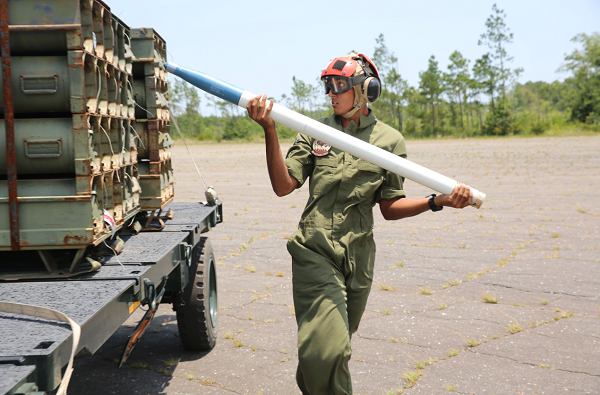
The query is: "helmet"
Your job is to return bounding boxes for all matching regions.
[321,52,381,118]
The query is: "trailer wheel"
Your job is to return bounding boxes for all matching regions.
[176,237,218,350]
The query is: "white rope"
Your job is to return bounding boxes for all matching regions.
[0,302,81,395]
[169,108,207,191]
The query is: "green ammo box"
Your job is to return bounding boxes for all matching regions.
[0,175,113,250]
[138,158,174,210]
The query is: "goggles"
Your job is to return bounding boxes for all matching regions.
[322,74,366,95]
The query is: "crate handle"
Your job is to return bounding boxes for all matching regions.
[20,75,58,94]
[24,139,62,158]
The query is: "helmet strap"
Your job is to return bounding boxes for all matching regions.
[342,84,368,118]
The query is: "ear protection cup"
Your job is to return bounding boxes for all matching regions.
[362,77,381,103]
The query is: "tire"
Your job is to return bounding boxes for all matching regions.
[176,237,218,350]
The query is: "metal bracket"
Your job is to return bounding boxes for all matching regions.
[180,242,192,267]
[119,276,168,368]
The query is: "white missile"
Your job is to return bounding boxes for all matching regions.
[165,62,485,208]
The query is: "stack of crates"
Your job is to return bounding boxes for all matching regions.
[130,28,174,210]
[0,0,147,252]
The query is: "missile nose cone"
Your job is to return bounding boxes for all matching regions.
[165,61,180,73]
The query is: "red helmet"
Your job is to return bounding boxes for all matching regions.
[321,53,381,117]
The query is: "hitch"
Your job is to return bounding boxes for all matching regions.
[118,276,169,367]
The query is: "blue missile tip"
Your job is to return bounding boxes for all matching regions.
[164,62,244,105]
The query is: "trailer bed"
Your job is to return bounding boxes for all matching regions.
[0,202,222,394]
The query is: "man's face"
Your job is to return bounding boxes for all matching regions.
[329,87,355,116]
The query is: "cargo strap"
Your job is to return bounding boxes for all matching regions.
[0,301,80,395]
[169,107,218,205]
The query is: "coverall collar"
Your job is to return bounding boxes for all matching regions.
[332,109,377,134]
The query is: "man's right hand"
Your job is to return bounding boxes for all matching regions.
[246,94,275,131]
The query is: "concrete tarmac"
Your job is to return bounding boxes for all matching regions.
[68,136,600,395]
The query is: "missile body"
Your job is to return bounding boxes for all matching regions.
[165,62,485,208]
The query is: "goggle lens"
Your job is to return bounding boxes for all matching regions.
[322,76,352,95]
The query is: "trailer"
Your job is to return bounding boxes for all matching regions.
[0,201,223,394]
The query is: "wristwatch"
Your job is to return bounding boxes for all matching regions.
[426,194,443,212]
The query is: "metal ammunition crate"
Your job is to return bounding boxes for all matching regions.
[131,27,167,81]
[0,52,136,116]
[0,174,115,250]
[138,158,174,210]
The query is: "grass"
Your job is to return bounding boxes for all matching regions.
[539,298,548,305]
[275,271,285,277]
[562,311,574,318]
[164,357,180,369]
[438,303,447,310]
[445,384,455,391]
[186,374,195,380]
[419,286,432,295]
[551,233,560,238]
[482,293,498,304]
[397,261,406,267]
[381,307,391,315]
[224,332,234,340]
[507,321,524,334]
[447,349,459,358]
[402,370,423,388]
[233,340,245,347]
[245,265,256,273]
[379,283,396,291]
[466,338,481,347]
[201,379,216,385]
[128,361,147,369]
[249,345,258,351]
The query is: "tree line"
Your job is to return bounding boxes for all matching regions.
[170,4,600,141]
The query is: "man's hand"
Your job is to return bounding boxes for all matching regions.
[246,94,275,131]
[436,184,473,209]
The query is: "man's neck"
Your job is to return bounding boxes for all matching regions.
[341,106,369,129]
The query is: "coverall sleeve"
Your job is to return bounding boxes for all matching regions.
[375,137,408,202]
[284,133,314,189]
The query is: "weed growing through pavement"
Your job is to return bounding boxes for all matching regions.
[438,303,447,310]
[445,384,455,391]
[163,357,180,369]
[382,308,391,315]
[186,374,194,380]
[552,233,560,238]
[249,345,258,351]
[397,262,405,267]
[539,298,548,305]
[276,271,285,277]
[201,379,216,385]
[447,349,459,357]
[420,286,432,295]
[562,311,574,318]
[402,370,423,388]
[233,340,244,347]
[245,265,256,273]
[224,332,234,339]
[280,356,293,362]
[482,293,498,304]
[379,283,396,291]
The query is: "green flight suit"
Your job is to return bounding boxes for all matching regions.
[284,110,407,395]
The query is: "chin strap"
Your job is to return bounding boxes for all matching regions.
[342,84,368,118]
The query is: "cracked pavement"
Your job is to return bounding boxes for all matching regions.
[68,136,600,394]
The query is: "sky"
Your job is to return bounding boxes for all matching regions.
[109,0,600,113]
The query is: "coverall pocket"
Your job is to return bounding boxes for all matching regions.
[311,155,337,196]
[287,229,339,290]
[356,159,384,198]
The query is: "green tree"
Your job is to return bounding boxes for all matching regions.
[444,51,471,129]
[478,4,522,101]
[559,32,600,124]
[419,55,444,131]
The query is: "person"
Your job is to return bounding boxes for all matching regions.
[246,52,472,395]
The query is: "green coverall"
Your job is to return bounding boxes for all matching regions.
[284,110,407,395]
